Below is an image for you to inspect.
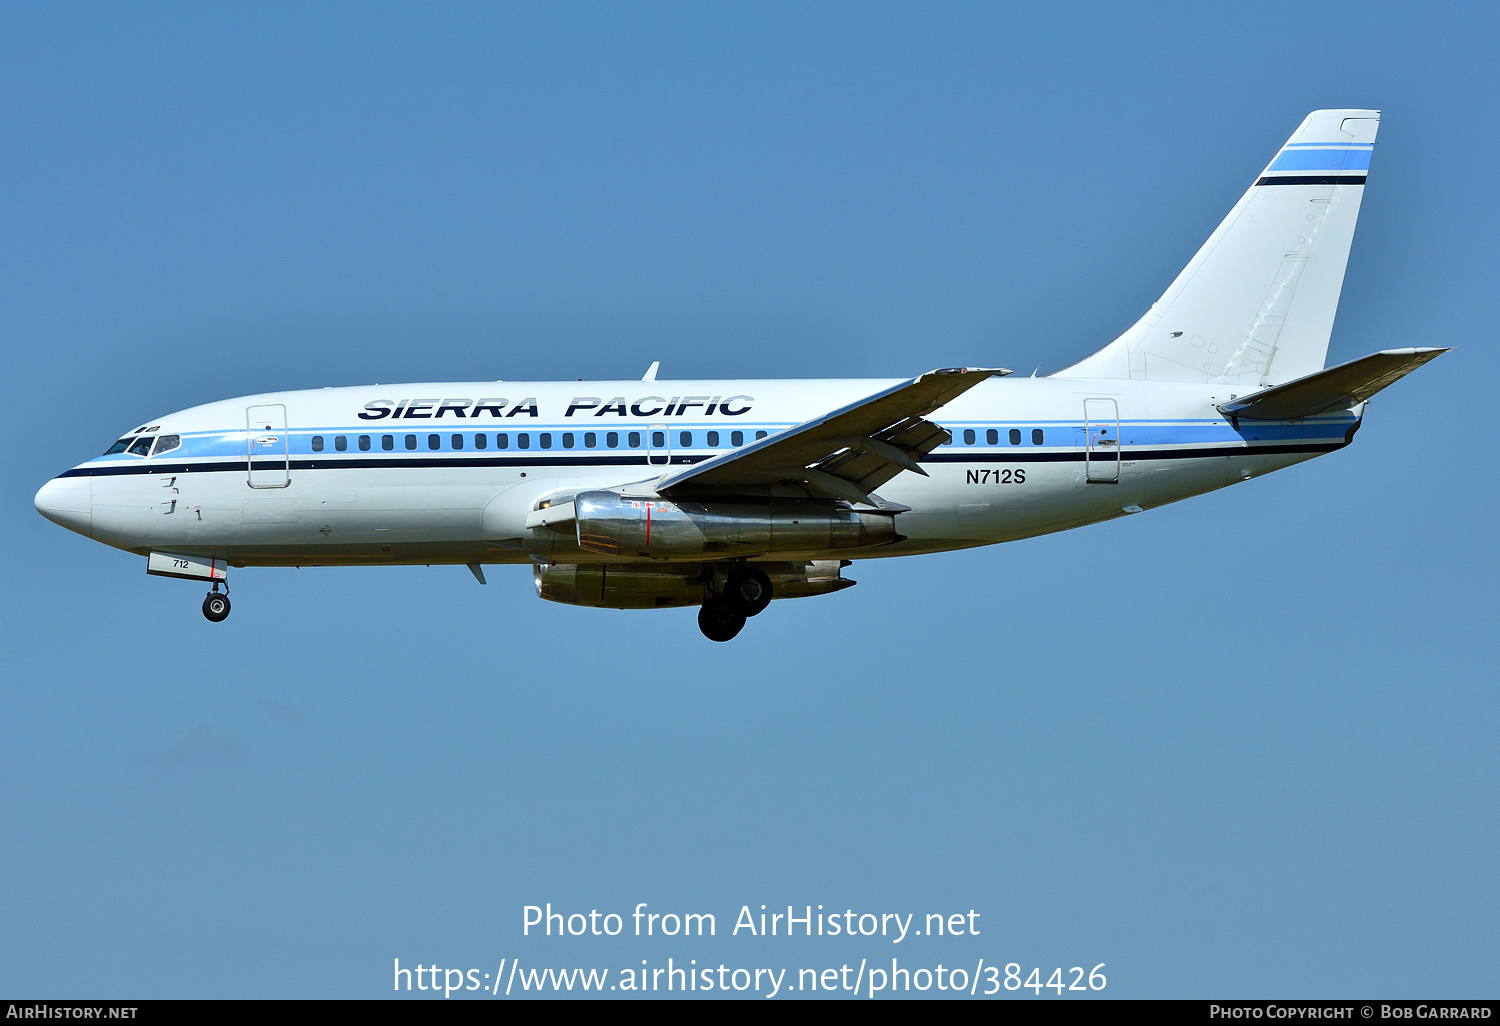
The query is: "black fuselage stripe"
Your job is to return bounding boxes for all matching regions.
[59,441,1344,478]
[1255,174,1367,186]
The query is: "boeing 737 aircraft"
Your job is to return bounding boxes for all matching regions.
[35,110,1445,640]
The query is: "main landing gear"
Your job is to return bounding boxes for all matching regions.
[202,585,231,623]
[698,567,773,642]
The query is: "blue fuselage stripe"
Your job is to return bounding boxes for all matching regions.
[60,439,1348,478]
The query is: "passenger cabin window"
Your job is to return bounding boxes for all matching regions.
[755,430,767,440]
[128,436,154,457]
[1032,429,1044,445]
[427,434,440,451]
[151,434,181,456]
[518,433,530,449]
[1009,429,1021,445]
[359,435,371,451]
[540,433,552,449]
[651,431,665,448]
[404,434,417,451]
[963,429,975,445]
[628,431,641,447]
[475,433,487,449]
[335,435,348,451]
[679,431,692,448]
[707,430,719,447]
[496,433,509,449]
[731,430,743,446]
[311,435,325,452]
[451,434,463,450]
[382,435,394,450]
[562,433,575,449]
[986,429,998,445]
[606,432,618,448]
[584,432,596,448]
[104,437,133,455]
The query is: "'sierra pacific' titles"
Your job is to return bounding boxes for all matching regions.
[358,395,755,420]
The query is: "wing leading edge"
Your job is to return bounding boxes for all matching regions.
[655,367,1009,505]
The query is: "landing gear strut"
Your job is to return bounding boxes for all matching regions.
[202,586,231,623]
[698,594,745,642]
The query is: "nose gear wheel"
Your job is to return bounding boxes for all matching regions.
[202,592,231,622]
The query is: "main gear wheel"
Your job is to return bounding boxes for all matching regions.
[698,594,746,641]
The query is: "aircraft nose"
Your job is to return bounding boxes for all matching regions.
[35,475,92,538]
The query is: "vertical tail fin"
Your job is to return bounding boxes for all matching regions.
[1055,109,1380,385]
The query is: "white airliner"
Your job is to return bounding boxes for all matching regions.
[35,109,1445,640]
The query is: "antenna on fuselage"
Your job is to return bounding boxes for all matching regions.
[642,361,660,382]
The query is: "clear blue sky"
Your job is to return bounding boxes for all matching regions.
[3,1,1495,999]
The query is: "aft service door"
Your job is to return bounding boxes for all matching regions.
[647,423,670,467]
[1084,398,1120,484]
[247,404,290,488]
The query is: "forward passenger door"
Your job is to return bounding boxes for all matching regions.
[247,404,290,488]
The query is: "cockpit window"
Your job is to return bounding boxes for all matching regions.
[104,437,134,455]
[127,436,155,456]
[151,434,181,456]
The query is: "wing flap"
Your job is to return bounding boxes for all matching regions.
[815,418,949,494]
[1218,348,1448,420]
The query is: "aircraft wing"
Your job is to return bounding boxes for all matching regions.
[1218,348,1449,420]
[654,367,1009,505]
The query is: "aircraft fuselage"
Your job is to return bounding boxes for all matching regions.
[35,374,1356,568]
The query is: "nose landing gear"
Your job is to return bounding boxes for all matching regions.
[202,587,230,623]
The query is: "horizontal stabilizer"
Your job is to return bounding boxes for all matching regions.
[1218,347,1448,420]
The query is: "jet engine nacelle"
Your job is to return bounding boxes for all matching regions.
[534,560,855,609]
[535,562,705,609]
[572,490,896,559]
